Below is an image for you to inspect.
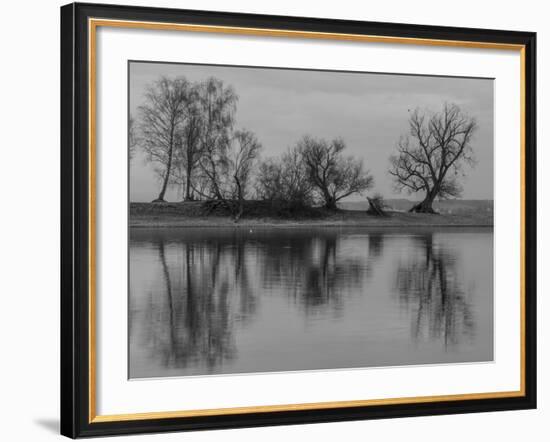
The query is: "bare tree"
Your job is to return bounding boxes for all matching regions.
[256,159,281,200]
[229,129,262,200]
[139,76,190,202]
[195,77,238,200]
[257,146,313,205]
[389,103,477,213]
[226,129,262,219]
[300,136,374,210]
[128,114,138,161]
[171,89,204,201]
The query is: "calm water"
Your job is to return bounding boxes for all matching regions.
[129,227,493,378]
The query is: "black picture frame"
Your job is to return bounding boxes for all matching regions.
[61,2,537,438]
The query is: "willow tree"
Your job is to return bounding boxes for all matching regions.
[300,136,374,210]
[139,76,190,202]
[389,103,477,213]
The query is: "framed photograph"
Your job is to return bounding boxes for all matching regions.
[60,2,536,438]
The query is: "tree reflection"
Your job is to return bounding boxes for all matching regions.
[394,234,475,348]
[257,230,376,315]
[368,233,384,258]
[135,238,256,374]
[131,229,383,374]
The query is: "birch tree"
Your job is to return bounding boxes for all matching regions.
[195,77,238,200]
[139,76,190,202]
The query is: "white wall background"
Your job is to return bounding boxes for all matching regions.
[0,0,546,440]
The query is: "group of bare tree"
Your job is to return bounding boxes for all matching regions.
[132,75,478,214]
[135,76,261,206]
[257,136,374,210]
[133,75,374,212]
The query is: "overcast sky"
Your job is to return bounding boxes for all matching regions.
[129,61,493,202]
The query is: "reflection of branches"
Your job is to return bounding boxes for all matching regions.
[394,234,474,348]
[138,240,234,373]
[368,233,384,258]
[258,231,377,315]
[134,234,267,374]
[178,242,238,371]
[233,240,257,323]
[131,229,385,375]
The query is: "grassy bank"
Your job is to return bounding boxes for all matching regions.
[130,201,493,228]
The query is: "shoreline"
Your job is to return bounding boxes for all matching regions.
[129,202,493,229]
[130,223,493,229]
[129,216,493,229]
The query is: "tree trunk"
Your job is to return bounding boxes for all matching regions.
[155,136,174,202]
[324,196,338,210]
[409,192,437,213]
[184,168,193,201]
[156,162,172,202]
[233,176,244,222]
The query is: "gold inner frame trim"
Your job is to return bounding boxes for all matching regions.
[88,18,527,424]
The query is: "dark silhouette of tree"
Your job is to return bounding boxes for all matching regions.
[195,77,238,200]
[257,146,313,205]
[139,76,191,202]
[172,87,204,201]
[300,136,374,209]
[128,114,138,161]
[227,129,262,220]
[389,103,477,213]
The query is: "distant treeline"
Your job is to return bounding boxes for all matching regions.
[130,75,478,215]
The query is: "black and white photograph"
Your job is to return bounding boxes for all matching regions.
[128,61,494,379]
